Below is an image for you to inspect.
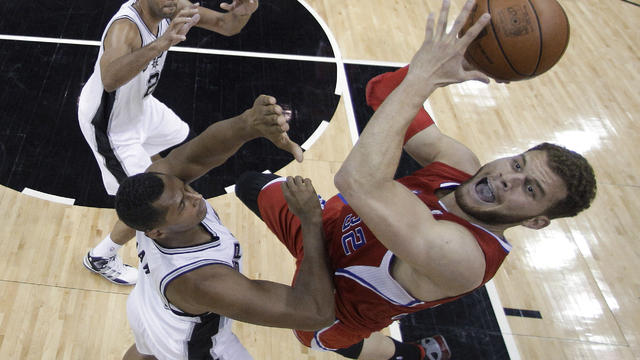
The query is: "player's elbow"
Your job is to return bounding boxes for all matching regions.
[102,79,118,93]
[334,167,360,195]
[301,305,335,331]
[334,167,376,200]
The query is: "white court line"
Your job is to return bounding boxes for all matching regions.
[0,34,99,46]
[343,58,407,68]
[22,187,75,205]
[485,280,522,360]
[389,321,403,341]
[301,120,329,150]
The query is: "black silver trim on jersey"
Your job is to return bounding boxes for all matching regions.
[129,3,160,38]
[91,90,128,184]
[159,259,234,316]
[187,312,222,360]
[153,233,221,255]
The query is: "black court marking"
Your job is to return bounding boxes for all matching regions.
[345,63,511,360]
[0,0,340,208]
[504,308,543,319]
[621,0,640,6]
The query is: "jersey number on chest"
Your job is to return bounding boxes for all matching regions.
[341,214,367,256]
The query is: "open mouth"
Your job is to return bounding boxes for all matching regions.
[475,177,496,203]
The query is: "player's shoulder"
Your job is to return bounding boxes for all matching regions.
[104,17,142,46]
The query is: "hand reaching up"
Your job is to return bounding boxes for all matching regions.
[157,4,200,51]
[248,95,304,163]
[220,0,259,16]
[407,0,491,91]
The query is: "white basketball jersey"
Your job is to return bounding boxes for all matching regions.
[131,200,244,359]
[78,0,169,134]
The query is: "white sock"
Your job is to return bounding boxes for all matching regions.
[90,234,122,258]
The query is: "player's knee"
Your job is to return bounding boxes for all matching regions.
[333,340,364,359]
[235,171,279,219]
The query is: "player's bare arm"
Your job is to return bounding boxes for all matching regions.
[334,0,491,296]
[177,0,258,36]
[165,176,334,330]
[148,95,303,183]
[403,125,481,174]
[100,6,199,92]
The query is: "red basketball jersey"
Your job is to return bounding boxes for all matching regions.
[320,161,512,336]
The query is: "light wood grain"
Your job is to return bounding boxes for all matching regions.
[1,0,638,358]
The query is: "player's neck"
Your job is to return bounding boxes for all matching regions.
[152,225,213,249]
[440,192,509,237]
[133,1,163,34]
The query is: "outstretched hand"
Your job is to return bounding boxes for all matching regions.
[281,176,322,225]
[220,0,259,16]
[158,4,200,50]
[407,0,491,90]
[248,95,304,163]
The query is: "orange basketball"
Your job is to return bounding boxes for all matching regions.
[461,0,570,81]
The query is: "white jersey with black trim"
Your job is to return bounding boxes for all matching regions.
[130,200,244,359]
[78,0,169,134]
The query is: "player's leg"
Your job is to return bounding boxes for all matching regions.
[235,171,305,260]
[141,96,189,160]
[343,332,449,360]
[122,344,157,360]
[84,219,138,285]
[80,117,151,284]
[83,139,153,284]
[235,171,280,219]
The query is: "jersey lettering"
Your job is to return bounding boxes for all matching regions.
[341,214,366,255]
[341,227,367,255]
[232,242,241,271]
[342,214,361,232]
[137,249,150,274]
[144,71,160,97]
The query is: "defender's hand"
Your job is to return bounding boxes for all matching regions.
[157,5,200,50]
[407,0,490,90]
[249,95,304,163]
[281,176,322,225]
[220,0,259,16]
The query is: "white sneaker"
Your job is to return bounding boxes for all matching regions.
[83,252,138,285]
[419,335,451,360]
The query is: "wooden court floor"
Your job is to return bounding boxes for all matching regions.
[0,0,639,359]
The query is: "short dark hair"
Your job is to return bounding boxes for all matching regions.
[115,172,168,231]
[527,143,597,219]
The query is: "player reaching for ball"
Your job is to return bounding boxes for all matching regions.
[235,1,596,359]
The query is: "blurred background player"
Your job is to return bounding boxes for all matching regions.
[78,0,258,285]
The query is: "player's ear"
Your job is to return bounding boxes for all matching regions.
[521,216,550,230]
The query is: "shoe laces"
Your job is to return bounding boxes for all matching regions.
[100,255,126,277]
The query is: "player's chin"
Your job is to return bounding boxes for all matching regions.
[163,7,177,18]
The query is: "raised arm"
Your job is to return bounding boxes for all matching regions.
[178,0,258,36]
[100,6,199,92]
[365,66,481,172]
[147,95,303,183]
[334,0,491,294]
[165,176,334,330]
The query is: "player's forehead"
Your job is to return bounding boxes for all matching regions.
[153,174,184,209]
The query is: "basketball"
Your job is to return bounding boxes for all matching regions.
[460,0,570,81]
